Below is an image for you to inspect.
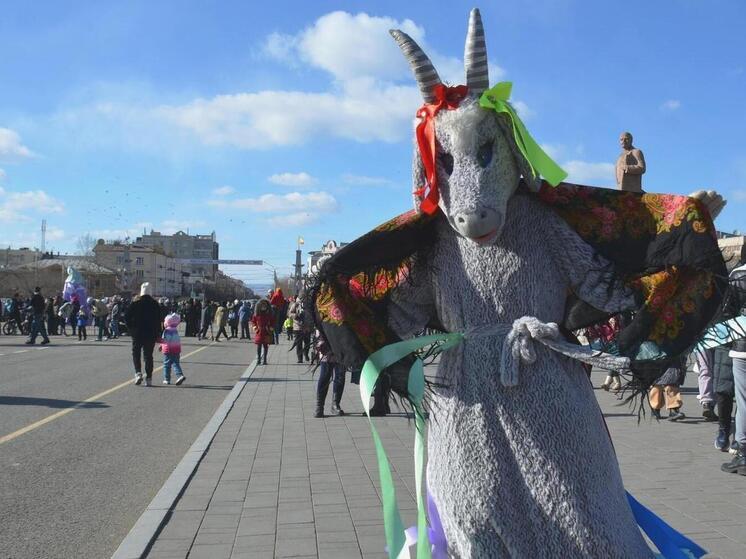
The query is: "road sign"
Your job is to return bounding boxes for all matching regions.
[179,259,264,265]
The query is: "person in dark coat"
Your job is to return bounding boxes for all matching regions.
[710,347,735,451]
[125,282,162,387]
[45,297,57,335]
[720,261,746,475]
[198,300,213,340]
[26,287,50,345]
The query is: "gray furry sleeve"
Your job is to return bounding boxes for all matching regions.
[546,210,636,314]
[387,256,436,339]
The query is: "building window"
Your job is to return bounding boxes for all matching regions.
[116,256,123,264]
[136,257,144,265]
[136,270,144,278]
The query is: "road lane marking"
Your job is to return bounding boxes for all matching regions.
[0,343,214,445]
[12,350,28,354]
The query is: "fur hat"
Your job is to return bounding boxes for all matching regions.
[140,282,153,297]
[164,312,181,328]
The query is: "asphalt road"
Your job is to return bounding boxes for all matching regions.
[0,331,252,559]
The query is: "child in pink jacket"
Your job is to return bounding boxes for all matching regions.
[159,313,186,385]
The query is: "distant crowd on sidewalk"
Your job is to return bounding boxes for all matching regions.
[581,260,746,477]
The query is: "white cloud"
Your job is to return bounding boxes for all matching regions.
[0,188,65,222]
[294,11,424,82]
[0,128,34,160]
[266,212,319,227]
[48,11,511,153]
[158,80,419,148]
[212,185,235,196]
[268,172,318,187]
[342,173,391,186]
[209,191,337,214]
[261,32,299,65]
[268,11,505,86]
[562,160,615,184]
[168,11,501,150]
[661,99,681,111]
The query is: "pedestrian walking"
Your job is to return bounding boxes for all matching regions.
[125,282,162,387]
[712,347,735,451]
[57,300,72,335]
[214,301,229,341]
[288,298,310,363]
[694,348,719,421]
[198,299,214,340]
[25,287,50,345]
[314,331,346,418]
[270,288,287,344]
[648,356,687,421]
[721,261,746,475]
[70,296,81,336]
[283,316,293,340]
[158,312,186,385]
[76,309,88,340]
[9,293,23,335]
[92,298,109,341]
[588,317,622,391]
[45,297,57,335]
[110,297,121,339]
[250,299,273,365]
[228,300,239,339]
[239,300,251,339]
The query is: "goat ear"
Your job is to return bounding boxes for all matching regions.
[412,149,425,213]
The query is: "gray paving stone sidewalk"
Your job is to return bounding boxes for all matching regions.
[142,340,746,559]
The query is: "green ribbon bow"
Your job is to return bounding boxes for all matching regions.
[479,82,567,186]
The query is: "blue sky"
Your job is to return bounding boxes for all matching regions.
[1,0,745,286]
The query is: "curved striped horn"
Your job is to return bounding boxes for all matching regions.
[389,29,442,103]
[464,8,489,96]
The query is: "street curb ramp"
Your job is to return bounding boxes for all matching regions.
[111,359,258,559]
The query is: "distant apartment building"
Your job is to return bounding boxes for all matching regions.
[1,247,41,268]
[93,241,184,297]
[135,230,219,284]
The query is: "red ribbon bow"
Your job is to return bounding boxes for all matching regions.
[414,84,469,214]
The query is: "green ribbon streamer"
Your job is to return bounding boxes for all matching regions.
[360,333,464,559]
[479,82,567,186]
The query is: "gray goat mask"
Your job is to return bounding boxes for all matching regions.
[391,8,536,245]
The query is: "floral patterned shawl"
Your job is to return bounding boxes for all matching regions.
[309,182,727,396]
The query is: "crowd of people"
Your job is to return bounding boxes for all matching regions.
[4,259,744,477]
[582,259,746,477]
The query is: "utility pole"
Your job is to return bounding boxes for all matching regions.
[41,219,47,254]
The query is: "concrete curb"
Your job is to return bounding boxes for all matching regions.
[111,359,258,559]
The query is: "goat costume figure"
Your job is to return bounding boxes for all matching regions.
[311,9,724,558]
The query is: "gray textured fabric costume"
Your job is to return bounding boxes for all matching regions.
[380,11,655,556]
[388,196,653,558]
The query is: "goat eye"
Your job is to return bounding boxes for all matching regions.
[438,151,454,175]
[477,141,493,168]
